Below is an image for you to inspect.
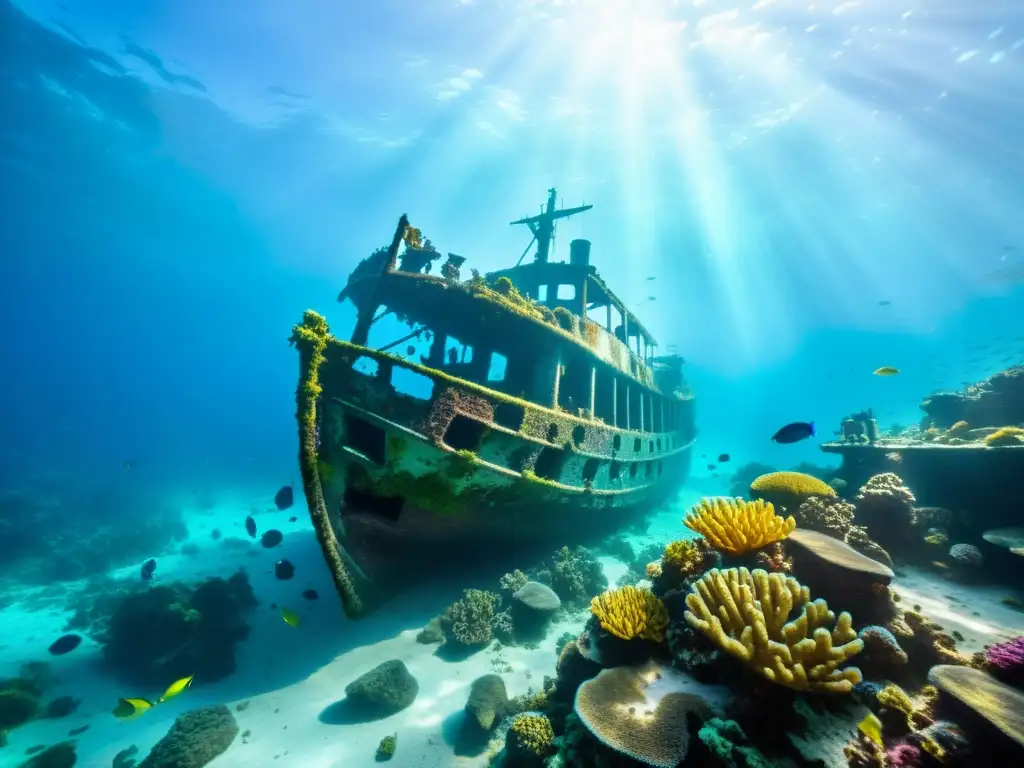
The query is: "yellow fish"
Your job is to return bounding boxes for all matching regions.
[112,697,153,720]
[281,607,301,628]
[158,674,194,703]
[873,366,900,376]
[857,712,883,746]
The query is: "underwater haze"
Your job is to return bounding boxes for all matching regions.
[2,0,1024,766]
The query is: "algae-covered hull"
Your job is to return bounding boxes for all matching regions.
[292,315,695,617]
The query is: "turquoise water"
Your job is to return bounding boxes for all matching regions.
[2,1,1024,766]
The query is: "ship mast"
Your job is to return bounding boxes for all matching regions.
[511,188,593,264]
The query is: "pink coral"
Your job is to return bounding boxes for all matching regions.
[984,636,1024,688]
[885,744,923,768]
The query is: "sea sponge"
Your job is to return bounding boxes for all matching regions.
[573,662,720,768]
[749,471,837,510]
[984,426,1024,446]
[683,497,796,556]
[684,567,864,693]
[507,713,555,757]
[589,586,668,642]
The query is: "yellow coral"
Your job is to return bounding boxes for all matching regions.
[947,420,970,438]
[877,684,913,715]
[645,561,663,579]
[662,538,705,573]
[590,586,669,643]
[683,498,796,556]
[985,427,1024,447]
[684,567,864,693]
[750,471,837,510]
[509,714,554,756]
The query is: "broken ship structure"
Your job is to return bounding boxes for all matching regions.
[291,190,696,617]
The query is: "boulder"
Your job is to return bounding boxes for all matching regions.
[344,660,419,717]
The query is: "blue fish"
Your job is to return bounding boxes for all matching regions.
[274,484,294,511]
[772,421,815,444]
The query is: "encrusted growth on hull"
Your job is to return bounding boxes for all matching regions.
[290,309,365,619]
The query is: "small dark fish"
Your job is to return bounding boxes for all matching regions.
[647,296,657,301]
[718,453,730,463]
[772,421,815,444]
[646,276,656,281]
[301,589,319,601]
[261,529,284,548]
[48,634,83,656]
[274,559,295,580]
[140,558,156,581]
[406,345,416,356]
[211,528,222,540]
[245,516,257,538]
[288,516,297,523]
[878,300,891,306]
[123,459,135,472]
[68,725,90,736]
[707,464,716,471]
[274,485,294,511]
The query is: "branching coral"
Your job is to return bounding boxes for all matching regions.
[441,589,501,647]
[590,586,668,643]
[538,546,607,606]
[684,567,864,693]
[683,498,795,556]
[749,471,837,511]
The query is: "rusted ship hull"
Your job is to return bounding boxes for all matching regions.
[307,335,695,612]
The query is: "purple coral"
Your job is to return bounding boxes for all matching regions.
[984,636,1024,688]
[948,543,983,567]
[886,744,924,768]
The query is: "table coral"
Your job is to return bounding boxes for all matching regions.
[589,586,668,642]
[749,471,837,511]
[683,497,795,556]
[684,567,864,693]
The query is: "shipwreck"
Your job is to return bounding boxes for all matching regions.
[290,190,696,617]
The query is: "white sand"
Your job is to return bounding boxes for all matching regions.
[3,486,1021,768]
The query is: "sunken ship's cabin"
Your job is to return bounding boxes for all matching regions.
[291,189,696,617]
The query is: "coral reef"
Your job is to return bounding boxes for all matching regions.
[375,733,396,761]
[854,473,916,553]
[95,571,257,686]
[499,570,529,594]
[344,660,419,718]
[919,365,1024,428]
[441,589,501,649]
[889,611,971,683]
[589,586,668,643]
[138,705,238,768]
[749,471,837,511]
[533,546,607,608]
[696,718,775,767]
[572,662,721,767]
[683,497,796,556]
[684,567,864,693]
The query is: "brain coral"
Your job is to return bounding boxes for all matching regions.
[948,543,983,567]
[750,471,837,511]
[573,661,722,768]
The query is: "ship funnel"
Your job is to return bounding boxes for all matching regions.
[569,238,591,267]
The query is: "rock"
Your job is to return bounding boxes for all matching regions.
[787,529,894,583]
[982,528,1024,556]
[19,741,77,768]
[457,675,508,755]
[415,617,444,644]
[138,705,238,768]
[511,582,561,642]
[344,660,419,717]
[920,366,1024,429]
